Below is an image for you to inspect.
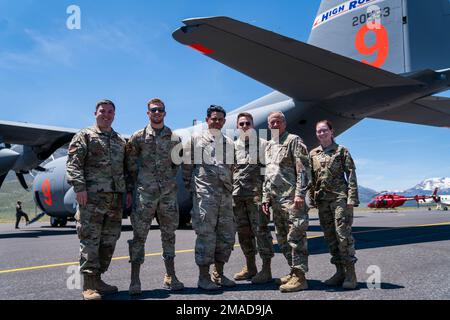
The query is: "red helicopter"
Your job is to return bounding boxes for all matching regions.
[368,188,438,209]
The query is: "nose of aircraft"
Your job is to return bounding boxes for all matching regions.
[0,148,20,176]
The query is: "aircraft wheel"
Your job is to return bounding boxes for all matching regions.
[50,217,59,228]
[444,207,448,211]
[428,207,432,211]
[59,218,67,227]
[178,212,191,229]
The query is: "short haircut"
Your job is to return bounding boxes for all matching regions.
[316,119,333,130]
[207,104,226,118]
[268,111,286,123]
[236,112,254,124]
[147,98,165,109]
[95,99,116,111]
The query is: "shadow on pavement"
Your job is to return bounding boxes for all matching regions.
[272,224,450,256]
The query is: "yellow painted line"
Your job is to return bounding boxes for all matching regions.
[1,221,449,275]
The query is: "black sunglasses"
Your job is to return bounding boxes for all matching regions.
[238,121,251,126]
[150,107,165,113]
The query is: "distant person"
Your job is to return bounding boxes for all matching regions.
[15,201,30,229]
[67,99,127,300]
[309,120,359,290]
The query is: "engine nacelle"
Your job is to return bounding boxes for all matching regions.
[33,156,74,218]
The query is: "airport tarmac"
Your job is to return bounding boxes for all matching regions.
[1,209,450,300]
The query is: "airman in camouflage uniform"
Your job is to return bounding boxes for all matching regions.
[232,112,274,284]
[67,99,126,300]
[126,98,184,295]
[262,111,311,293]
[310,120,359,290]
[183,105,236,290]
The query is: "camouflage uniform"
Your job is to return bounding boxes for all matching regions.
[233,137,274,260]
[126,125,181,264]
[67,125,126,275]
[183,129,236,267]
[309,142,359,266]
[262,131,311,273]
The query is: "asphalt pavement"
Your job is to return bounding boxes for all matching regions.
[1,208,450,300]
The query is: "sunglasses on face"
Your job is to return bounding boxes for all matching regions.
[238,121,251,127]
[149,107,165,113]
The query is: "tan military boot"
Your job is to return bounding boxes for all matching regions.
[163,258,184,291]
[82,274,101,300]
[324,264,346,286]
[251,258,272,284]
[212,262,236,287]
[198,265,221,291]
[279,269,308,293]
[342,264,357,290]
[274,270,292,285]
[129,263,142,296]
[94,274,118,295]
[234,255,257,281]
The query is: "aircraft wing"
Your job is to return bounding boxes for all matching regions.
[368,96,450,128]
[0,120,79,159]
[172,16,423,102]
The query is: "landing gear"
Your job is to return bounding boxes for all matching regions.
[444,207,448,211]
[50,217,68,227]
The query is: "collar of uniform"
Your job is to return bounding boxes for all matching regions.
[320,141,339,153]
[273,131,289,144]
[203,129,224,142]
[145,124,171,138]
[91,125,117,137]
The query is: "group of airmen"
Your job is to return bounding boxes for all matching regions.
[66,98,360,300]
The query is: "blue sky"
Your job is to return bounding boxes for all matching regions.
[0,0,449,191]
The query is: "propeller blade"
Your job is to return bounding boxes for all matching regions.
[0,173,7,189]
[16,172,29,190]
[34,166,46,172]
[28,212,46,225]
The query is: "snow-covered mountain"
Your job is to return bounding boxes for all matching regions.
[403,177,450,196]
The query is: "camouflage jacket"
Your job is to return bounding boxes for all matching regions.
[66,125,126,193]
[183,129,235,194]
[309,142,359,206]
[125,125,181,192]
[233,137,266,197]
[262,131,311,203]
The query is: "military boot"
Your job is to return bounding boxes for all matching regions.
[279,269,308,293]
[198,265,221,291]
[163,258,184,291]
[82,274,101,300]
[129,263,142,296]
[274,270,293,285]
[94,274,118,295]
[342,264,357,290]
[251,258,272,284]
[212,262,236,287]
[324,264,346,286]
[234,255,257,281]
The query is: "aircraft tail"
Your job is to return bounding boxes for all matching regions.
[308,0,450,74]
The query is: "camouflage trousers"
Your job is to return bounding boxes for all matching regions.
[233,196,274,260]
[271,196,309,273]
[192,187,236,266]
[128,186,179,264]
[75,192,123,275]
[317,197,357,266]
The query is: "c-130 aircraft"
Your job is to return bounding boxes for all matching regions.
[0,0,449,227]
